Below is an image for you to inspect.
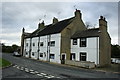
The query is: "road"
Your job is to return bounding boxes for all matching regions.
[1,52,120,80]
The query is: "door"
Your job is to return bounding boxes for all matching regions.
[61,54,66,64]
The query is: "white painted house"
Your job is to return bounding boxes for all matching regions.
[21,9,111,67]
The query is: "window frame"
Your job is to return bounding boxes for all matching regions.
[33,43,35,46]
[80,38,87,47]
[73,38,77,45]
[50,54,55,59]
[70,53,76,60]
[26,43,28,47]
[48,41,55,47]
[32,52,34,56]
[80,52,87,61]
[40,42,44,46]
[40,53,43,57]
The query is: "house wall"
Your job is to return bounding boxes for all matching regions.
[61,17,87,61]
[31,37,39,59]
[24,38,31,58]
[48,33,61,63]
[71,37,99,65]
[39,36,48,61]
[23,33,61,64]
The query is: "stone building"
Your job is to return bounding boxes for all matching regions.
[21,9,111,67]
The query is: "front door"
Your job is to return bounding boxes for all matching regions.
[61,54,66,64]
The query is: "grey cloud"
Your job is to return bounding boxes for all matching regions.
[1,2,118,45]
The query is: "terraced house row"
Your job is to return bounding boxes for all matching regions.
[21,9,111,67]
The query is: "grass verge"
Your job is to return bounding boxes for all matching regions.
[0,58,11,68]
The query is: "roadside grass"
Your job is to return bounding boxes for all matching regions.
[95,64,120,72]
[0,58,11,68]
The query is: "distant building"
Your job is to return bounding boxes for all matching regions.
[21,9,111,67]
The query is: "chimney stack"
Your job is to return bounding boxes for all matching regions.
[99,16,107,32]
[38,21,45,30]
[53,17,58,24]
[74,9,82,19]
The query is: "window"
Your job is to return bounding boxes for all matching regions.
[26,52,28,55]
[32,52,34,56]
[80,52,87,61]
[26,43,28,47]
[73,39,77,45]
[80,38,86,47]
[50,54,55,59]
[40,42,43,46]
[51,41,55,46]
[70,53,75,60]
[40,53,43,57]
[33,43,35,46]
[48,41,55,46]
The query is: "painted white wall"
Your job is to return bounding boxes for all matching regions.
[31,37,39,59]
[23,33,61,64]
[24,38,31,58]
[39,35,48,61]
[39,33,61,63]
[49,33,61,63]
[71,37,99,65]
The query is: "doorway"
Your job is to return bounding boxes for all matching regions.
[61,53,66,64]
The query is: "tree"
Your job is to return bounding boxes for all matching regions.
[111,45,120,58]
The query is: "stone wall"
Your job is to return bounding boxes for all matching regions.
[65,60,95,69]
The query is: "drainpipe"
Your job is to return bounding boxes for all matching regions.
[37,37,40,60]
[29,38,32,58]
[48,35,51,62]
[96,37,99,66]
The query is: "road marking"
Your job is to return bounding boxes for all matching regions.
[56,77,61,78]
[12,64,60,78]
[20,68,24,71]
[25,70,29,72]
[44,76,51,78]
[30,69,34,72]
[30,72,36,74]
[40,73,47,76]
[13,65,18,67]
[37,74,43,77]
[34,71,39,74]
[17,66,20,69]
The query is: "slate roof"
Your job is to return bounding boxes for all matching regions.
[37,17,74,37]
[27,17,74,38]
[71,28,100,39]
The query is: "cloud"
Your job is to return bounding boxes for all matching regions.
[1,2,118,46]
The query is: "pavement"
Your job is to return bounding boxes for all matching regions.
[1,52,120,80]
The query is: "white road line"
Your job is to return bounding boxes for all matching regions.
[37,74,43,77]
[56,77,61,78]
[30,69,34,72]
[25,70,29,72]
[44,76,51,78]
[48,75,55,78]
[13,65,18,67]
[17,66,20,69]
[34,71,39,74]
[40,73,47,76]
[25,68,29,70]
[30,72,36,74]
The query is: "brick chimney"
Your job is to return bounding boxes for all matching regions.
[53,17,58,24]
[74,9,82,19]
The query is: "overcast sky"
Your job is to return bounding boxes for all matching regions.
[0,2,119,46]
